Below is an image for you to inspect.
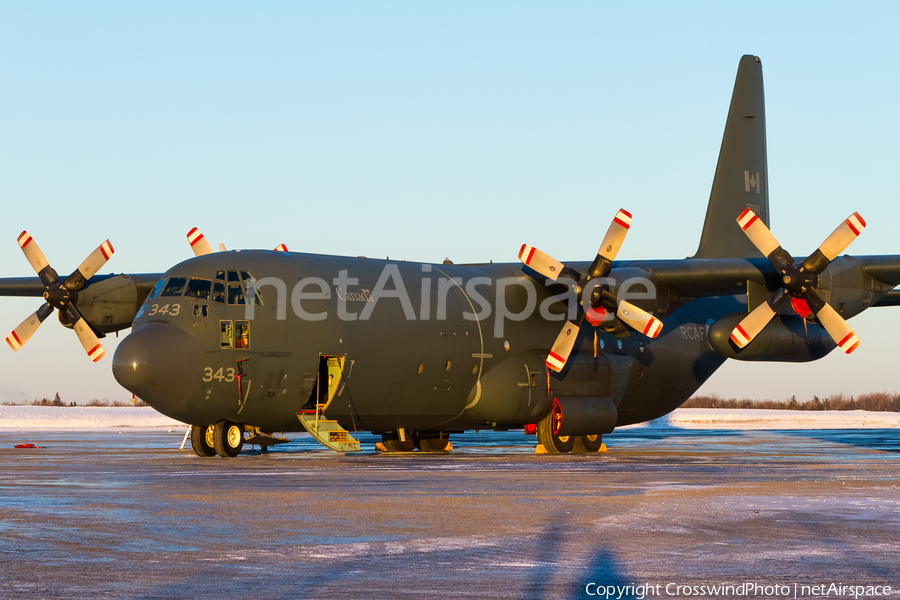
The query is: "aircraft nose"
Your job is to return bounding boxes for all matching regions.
[113,323,204,417]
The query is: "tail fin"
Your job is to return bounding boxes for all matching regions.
[692,55,770,259]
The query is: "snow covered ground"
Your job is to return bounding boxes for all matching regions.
[624,408,900,429]
[0,405,183,430]
[0,406,898,431]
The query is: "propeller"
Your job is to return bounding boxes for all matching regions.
[730,209,865,354]
[186,227,288,256]
[6,231,113,362]
[519,209,663,372]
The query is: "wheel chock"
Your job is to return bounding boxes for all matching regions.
[444,441,453,451]
[535,444,548,455]
[14,443,42,449]
[375,442,386,452]
[598,443,607,453]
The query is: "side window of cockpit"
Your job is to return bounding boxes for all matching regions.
[147,279,166,302]
[220,321,233,349]
[161,277,187,297]
[234,320,250,349]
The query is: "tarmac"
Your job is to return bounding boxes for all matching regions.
[1,427,899,599]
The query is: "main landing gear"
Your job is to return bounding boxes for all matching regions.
[190,421,244,458]
[380,431,452,453]
[535,413,605,454]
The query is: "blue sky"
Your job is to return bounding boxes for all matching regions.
[1,2,899,404]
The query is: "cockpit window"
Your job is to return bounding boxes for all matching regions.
[185,278,212,300]
[227,270,241,282]
[216,270,226,281]
[212,281,225,304]
[227,283,246,305]
[147,279,166,302]
[160,277,187,297]
[242,273,264,306]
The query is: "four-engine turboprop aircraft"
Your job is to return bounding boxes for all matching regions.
[3,55,900,456]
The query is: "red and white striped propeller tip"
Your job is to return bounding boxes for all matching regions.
[613,209,632,230]
[838,332,860,354]
[187,227,205,246]
[6,331,23,351]
[730,324,752,348]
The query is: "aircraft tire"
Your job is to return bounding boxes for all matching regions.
[213,420,244,458]
[573,434,603,453]
[381,432,415,452]
[190,425,216,457]
[536,415,574,454]
[418,437,451,452]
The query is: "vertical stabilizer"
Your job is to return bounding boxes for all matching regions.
[692,55,770,259]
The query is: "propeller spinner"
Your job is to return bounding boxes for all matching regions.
[731,209,865,354]
[519,209,663,373]
[6,231,113,362]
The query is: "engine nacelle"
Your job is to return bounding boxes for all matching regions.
[62,274,142,334]
[552,396,618,437]
[708,313,835,362]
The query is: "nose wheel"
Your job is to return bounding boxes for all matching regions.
[212,420,245,457]
[190,425,216,457]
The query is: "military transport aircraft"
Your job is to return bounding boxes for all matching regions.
[3,55,900,456]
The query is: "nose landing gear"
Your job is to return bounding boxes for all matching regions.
[189,421,244,458]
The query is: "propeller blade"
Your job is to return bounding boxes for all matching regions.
[616,301,663,338]
[814,303,860,354]
[519,244,567,282]
[598,209,631,260]
[17,230,49,274]
[187,228,214,257]
[17,231,59,286]
[65,240,115,290]
[805,288,860,354]
[546,321,580,372]
[736,209,793,272]
[729,289,789,348]
[816,212,866,262]
[73,317,106,362]
[274,244,288,252]
[730,302,775,349]
[6,303,53,352]
[64,305,105,362]
[583,209,633,279]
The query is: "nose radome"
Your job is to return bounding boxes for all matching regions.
[113,323,204,417]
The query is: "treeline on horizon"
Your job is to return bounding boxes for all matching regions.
[684,392,900,412]
[0,394,148,407]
